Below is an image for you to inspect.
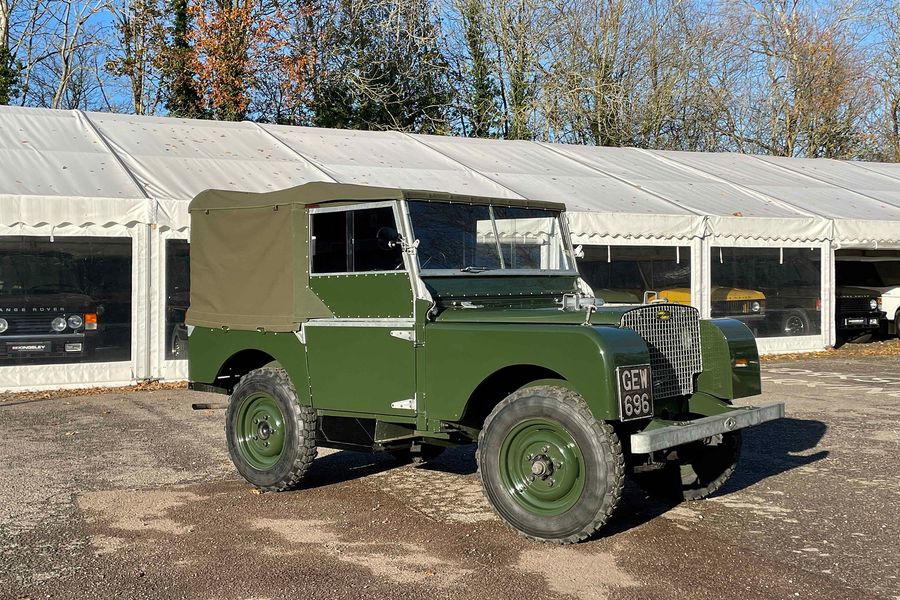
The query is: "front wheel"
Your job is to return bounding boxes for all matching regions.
[631,431,742,501]
[225,367,317,491]
[477,386,624,544]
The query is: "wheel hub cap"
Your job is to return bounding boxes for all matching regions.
[498,419,586,517]
[530,455,554,479]
[235,392,286,470]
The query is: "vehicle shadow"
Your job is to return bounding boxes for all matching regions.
[300,450,399,489]
[725,416,828,493]
[603,416,829,536]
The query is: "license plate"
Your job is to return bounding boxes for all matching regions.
[617,364,653,421]
[8,342,50,353]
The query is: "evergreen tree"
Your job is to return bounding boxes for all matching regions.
[313,0,451,132]
[163,0,204,118]
[461,0,497,137]
[0,45,17,105]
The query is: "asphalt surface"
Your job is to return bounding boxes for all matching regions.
[1,355,899,600]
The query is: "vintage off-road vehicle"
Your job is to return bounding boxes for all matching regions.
[187,183,783,544]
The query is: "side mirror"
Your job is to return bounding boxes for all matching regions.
[376,226,402,251]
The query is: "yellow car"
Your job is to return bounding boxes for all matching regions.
[649,287,766,322]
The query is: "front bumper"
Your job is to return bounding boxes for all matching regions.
[838,313,883,330]
[630,402,785,454]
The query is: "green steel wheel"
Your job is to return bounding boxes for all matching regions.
[225,367,317,491]
[631,431,742,502]
[477,386,624,544]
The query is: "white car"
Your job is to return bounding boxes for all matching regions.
[836,259,900,337]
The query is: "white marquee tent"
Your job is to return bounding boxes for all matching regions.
[2,105,900,390]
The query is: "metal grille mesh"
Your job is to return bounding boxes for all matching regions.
[837,296,872,312]
[619,304,702,400]
[5,315,59,335]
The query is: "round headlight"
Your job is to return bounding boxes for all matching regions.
[51,317,67,332]
[0,318,7,334]
[751,301,761,313]
[68,314,83,329]
[870,298,878,310]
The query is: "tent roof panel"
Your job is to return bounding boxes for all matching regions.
[546,144,809,219]
[261,125,522,198]
[0,107,144,199]
[412,135,693,216]
[86,112,329,200]
[654,150,900,222]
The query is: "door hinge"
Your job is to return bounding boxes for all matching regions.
[389,330,415,342]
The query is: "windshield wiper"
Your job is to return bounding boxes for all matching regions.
[460,266,495,273]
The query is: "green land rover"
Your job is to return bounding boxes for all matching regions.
[187,183,783,544]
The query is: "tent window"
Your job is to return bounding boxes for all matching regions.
[577,245,692,305]
[0,236,132,366]
[711,246,821,338]
[311,207,403,274]
[165,240,190,361]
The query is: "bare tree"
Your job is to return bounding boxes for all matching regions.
[105,0,164,115]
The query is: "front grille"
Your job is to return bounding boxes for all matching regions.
[619,304,703,400]
[837,296,874,313]
[2,314,62,335]
[713,299,765,315]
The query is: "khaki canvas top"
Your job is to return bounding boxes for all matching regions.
[186,182,566,332]
[189,182,565,213]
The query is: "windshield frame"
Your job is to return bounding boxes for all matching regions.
[404,199,578,277]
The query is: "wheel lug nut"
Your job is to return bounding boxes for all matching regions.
[252,436,258,440]
[527,454,534,460]
[542,446,549,453]
[265,442,269,447]
[547,478,555,487]
[264,415,269,421]
[555,461,562,469]
[253,419,259,424]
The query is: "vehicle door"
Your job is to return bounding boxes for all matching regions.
[303,202,418,417]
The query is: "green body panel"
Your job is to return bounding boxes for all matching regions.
[188,328,310,400]
[421,323,648,423]
[304,324,416,416]
[309,272,413,318]
[696,318,762,399]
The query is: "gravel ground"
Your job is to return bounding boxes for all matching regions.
[1,353,898,600]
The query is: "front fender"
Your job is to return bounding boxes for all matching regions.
[696,318,761,400]
[424,323,649,423]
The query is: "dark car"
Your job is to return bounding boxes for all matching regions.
[0,252,102,364]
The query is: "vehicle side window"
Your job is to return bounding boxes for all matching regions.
[311,207,404,274]
[311,211,347,273]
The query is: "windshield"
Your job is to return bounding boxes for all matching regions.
[407,201,574,274]
[837,260,900,287]
[0,253,83,295]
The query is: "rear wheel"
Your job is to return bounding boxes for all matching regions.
[781,309,810,336]
[477,386,624,544]
[631,431,741,501]
[225,367,317,491]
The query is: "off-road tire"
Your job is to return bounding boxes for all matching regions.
[225,367,317,492]
[477,386,624,544]
[389,444,445,465]
[631,431,741,502]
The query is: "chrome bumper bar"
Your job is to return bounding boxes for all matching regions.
[630,402,785,454]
